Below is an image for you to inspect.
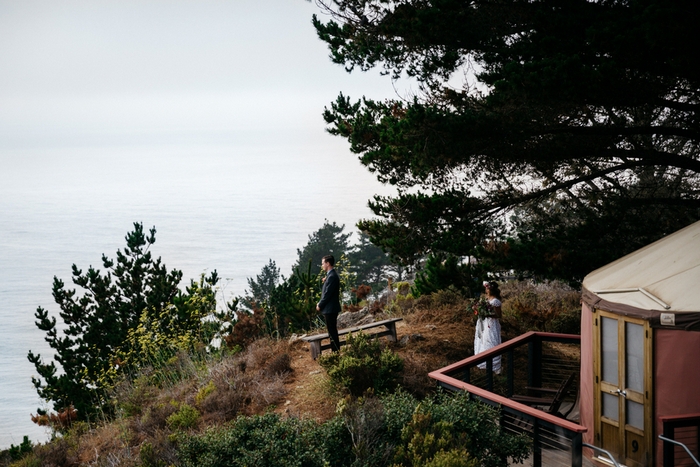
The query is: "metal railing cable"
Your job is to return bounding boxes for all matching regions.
[659,435,700,466]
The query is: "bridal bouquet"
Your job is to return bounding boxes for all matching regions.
[469,297,494,321]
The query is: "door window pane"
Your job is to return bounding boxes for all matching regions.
[626,322,644,393]
[603,393,619,421]
[602,317,618,384]
[627,400,644,430]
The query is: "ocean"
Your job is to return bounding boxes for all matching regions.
[0,136,393,448]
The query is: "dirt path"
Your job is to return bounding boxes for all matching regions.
[274,313,476,421]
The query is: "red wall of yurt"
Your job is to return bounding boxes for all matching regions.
[654,329,700,466]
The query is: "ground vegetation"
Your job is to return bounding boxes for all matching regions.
[6,278,579,467]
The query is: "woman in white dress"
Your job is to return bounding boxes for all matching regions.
[475,281,503,373]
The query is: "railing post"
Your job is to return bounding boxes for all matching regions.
[486,358,493,391]
[572,432,583,467]
[533,418,542,467]
[528,336,543,388]
[507,349,514,397]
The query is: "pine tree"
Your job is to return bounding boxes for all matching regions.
[293,220,351,273]
[242,259,280,310]
[348,232,391,291]
[313,0,700,281]
[27,223,183,419]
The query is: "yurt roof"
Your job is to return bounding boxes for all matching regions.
[582,220,700,319]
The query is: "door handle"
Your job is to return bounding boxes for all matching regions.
[616,388,627,398]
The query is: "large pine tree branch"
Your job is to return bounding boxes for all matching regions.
[654,98,700,114]
[545,125,700,140]
[481,160,645,217]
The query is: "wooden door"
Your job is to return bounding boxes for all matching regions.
[594,310,653,467]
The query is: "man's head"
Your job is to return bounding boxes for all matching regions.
[322,255,335,271]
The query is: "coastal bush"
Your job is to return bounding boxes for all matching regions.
[319,332,403,397]
[178,413,324,467]
[392,411,477,467]
[8,436,32,461]
[313,416,354,467]
[338,390,528,467]
[139,442,167,467]
[418,391,530,467]
[341,390,529,467]
[500,280,581,334]
[166,404,200,430]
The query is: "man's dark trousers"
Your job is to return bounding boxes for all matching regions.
[323,312,341,352]
[318,268,341,352]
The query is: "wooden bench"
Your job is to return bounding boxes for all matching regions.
[302,317,403,360]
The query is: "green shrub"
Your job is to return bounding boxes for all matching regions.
[417,391,530,467]
[177,413,324,467]
[340,390,528,467]
[178,391,529,467]
[341,396,395,466]
[195,381,216,406]
[423,449,476,467]
[312,415,354,467]
[7,453,41,467]
[8,436,32,461]
[318,332,403,396]
[166,403,200,430]
[392,410,477,467]
[139,442,167,467]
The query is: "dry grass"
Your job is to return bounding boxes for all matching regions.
[193,338,294,424]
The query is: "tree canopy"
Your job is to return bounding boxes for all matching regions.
[242,259,281,310]
[313,0,700,281]
[294,220,351,272]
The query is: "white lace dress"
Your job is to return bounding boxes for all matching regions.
[474,297,502,373]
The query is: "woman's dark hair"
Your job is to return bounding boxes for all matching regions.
[487,281,502,300]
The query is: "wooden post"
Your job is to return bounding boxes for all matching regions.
[571,432,583,467]
[486,358,493,391]
[507,349,514,397]
[533,418,542,467]
[528,337,543,389]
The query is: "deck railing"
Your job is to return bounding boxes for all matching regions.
[429,331,587,467]
[660,413,700,466]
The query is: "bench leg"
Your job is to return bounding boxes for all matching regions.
[310,341,321,360]
[386,322,398,342]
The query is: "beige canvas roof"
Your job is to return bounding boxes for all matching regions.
[582,220,700,313]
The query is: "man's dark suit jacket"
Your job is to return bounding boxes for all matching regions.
[318,268,341,315]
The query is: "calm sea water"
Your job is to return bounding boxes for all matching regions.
[0,136,392,448]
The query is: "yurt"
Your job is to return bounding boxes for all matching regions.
[580,220,700,467]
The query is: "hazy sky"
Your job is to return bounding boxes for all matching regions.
[0,0,410,149]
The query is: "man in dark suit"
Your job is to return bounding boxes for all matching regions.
[316,254,341,352]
